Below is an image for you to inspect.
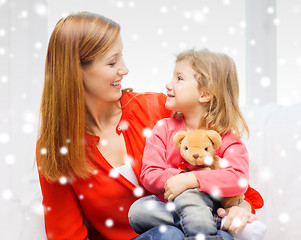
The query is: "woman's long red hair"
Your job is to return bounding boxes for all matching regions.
[38,12,120,181]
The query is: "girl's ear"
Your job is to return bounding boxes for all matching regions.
[199,91,211,103]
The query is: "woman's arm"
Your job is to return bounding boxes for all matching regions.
[38,172,89,240]
[217,185,264,234]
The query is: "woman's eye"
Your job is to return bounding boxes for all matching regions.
[109,62,117,66]
[204,147,208,151]
[185,146,188,151]
[177,76,183,81]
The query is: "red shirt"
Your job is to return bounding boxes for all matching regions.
[37,91,263,240]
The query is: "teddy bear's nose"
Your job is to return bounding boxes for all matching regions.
[193,153,199,159]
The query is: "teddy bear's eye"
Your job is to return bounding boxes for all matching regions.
[185,146,188,151]
[204,147,208,151]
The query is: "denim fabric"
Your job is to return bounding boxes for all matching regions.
[129,193,233,240]
[173,188,217,236]
[131,225,185,240]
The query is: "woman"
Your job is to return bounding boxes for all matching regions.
[37,12,263,239]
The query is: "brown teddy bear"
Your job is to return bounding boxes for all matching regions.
[174,129,244,208]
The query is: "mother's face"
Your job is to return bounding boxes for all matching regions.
[81,36,129,102]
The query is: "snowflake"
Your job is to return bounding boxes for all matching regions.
[296,56,301,66]
[59,176,68,185]
[249,39,256,46]
[232,217,242,227]
[2,189,13,200]
[78,194,84,200]
[129,1,135,8]
[119,120,129,131]
[0,47,6,55]
[133,186,144,197]
[279,212,289,224]
[255,67,262,73]
[210,188,221,200]
[267,7,275,14]
[259,167,272,181]
[34,3,47,16]
[23,123,33,133]
[0,29,5,37]
[116,1,124,8]
[40,147,47,155]
[238,178,248,188]
[142,128,152,138]
[160,6,168,14]
[32,202,44,215]
[219,158,229,168]
[166,202,176,212]
[109,169,119,178]
[195,233,206,240]
[5,154,16,165]
[260,77,271,88]
[105,219,114,227]
[204,156,213,166]
[60,146,68,155]
[159,225,167,233]
[0,132,10,143]
[1,75,8,83]
[228,27,236,34]
[100,138,108,146]
[273,18,280,26]
[131,33,139,41]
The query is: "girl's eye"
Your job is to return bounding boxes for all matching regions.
[109,62,117,66]
[177,76,183,81]
[185,146,188,151]
[204,147,208,151]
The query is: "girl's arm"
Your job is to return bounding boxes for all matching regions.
[192,133,249,197]
[140,119,183,194]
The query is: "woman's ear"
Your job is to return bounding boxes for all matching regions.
[199,91,211,103]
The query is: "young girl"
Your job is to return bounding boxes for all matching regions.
[129,49,265,239]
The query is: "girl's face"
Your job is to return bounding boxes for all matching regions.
[165,60,203,114]
[81,36,129,102]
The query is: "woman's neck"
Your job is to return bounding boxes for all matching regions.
[85,96,122,133]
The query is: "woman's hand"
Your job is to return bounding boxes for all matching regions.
[164,172,199,202]
[217,200,256,234]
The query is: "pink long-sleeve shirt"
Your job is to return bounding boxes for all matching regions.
[140,116,249,202]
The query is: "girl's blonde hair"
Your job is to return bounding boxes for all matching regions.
[176,49,249,138]
[38,12,120,181]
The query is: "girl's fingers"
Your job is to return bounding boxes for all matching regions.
[217,207,227,218]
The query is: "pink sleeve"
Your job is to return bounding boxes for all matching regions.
[193,133,249,197]
[140,119,182,194]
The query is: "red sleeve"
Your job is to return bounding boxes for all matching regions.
[244,185,264,214]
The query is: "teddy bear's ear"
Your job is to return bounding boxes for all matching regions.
[173,131,187,148]
[206,130,222,149]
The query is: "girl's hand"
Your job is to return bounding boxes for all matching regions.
[217,201,256,234]
[164,172,199,202]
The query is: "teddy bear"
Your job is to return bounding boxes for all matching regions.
[174,129,244,208]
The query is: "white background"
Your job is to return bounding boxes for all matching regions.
[0,0,300,239]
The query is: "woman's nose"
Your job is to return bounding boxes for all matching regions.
[118,61,129,76]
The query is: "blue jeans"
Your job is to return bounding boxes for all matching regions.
[129,191,233,240]
[132,225,184,240]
